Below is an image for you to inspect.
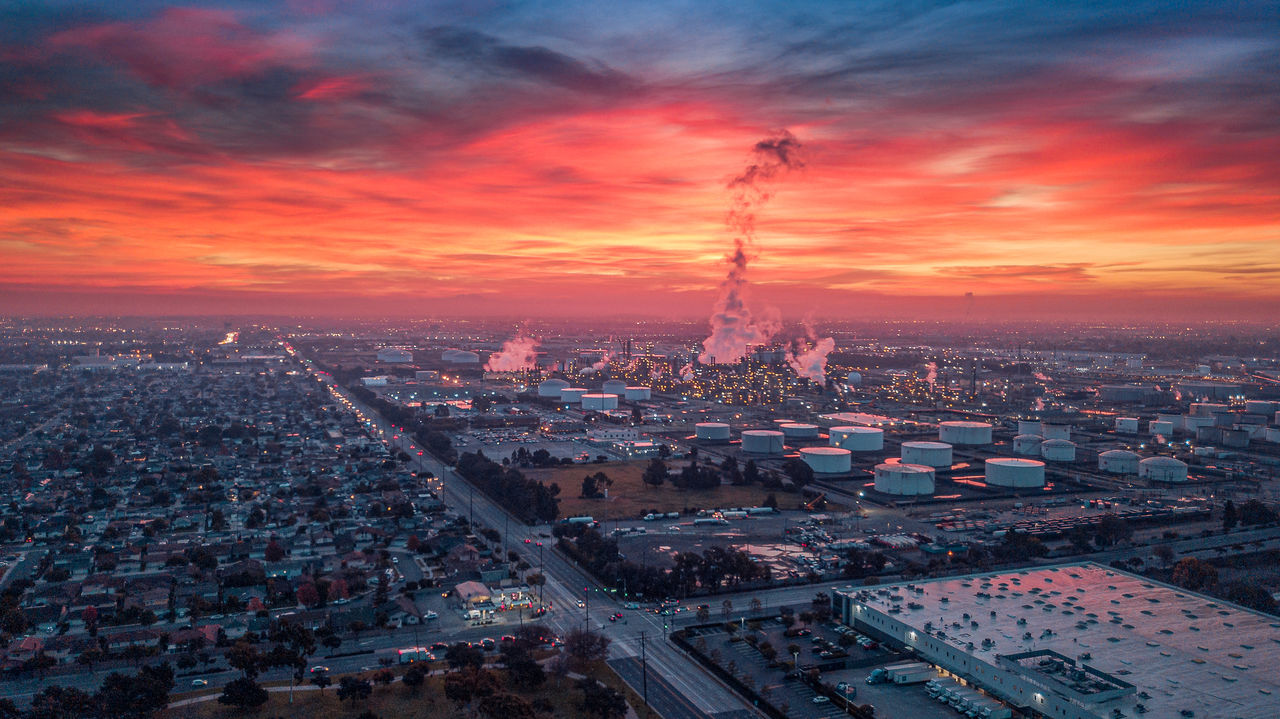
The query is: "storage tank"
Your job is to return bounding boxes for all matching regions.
[901,441,953,468]
[799,447,852,474]
[1039,439,1076,462]
[559,387,588,403]
[741,429,785,454]
[1264,427,1280,444]
[537,379,571,398]
[1182,415,1215,432]
[984,458,1046,488]
[624,386,651,401]
[1115,417,1140,434]
[1244,400,1277,415]
[1139,456,1189,483]
[580,393,619,411]
[874,463,936,495]
[939,421,993,445]
[1149,420,1174,436]
[1017,420,1043,437]
[1191,402,1229,417]
[845,371,862,386]
[780,423,819,440]
[601,379,628,395]
[1098,449,1140,474]
[694,422,731,443]
[441,349,480,364]
[1041,423,1071,441]
[1012,434,1042,456]
[829,426,884,451]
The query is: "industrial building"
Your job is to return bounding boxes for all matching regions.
[833,563,1280,719]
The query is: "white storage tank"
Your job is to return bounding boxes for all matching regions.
[1149,420,1174,436]
[845,371,862,386]
[581,393,619,411]
[1013,434,1042,456]
[1115,417,1140,434]
[442,349,480,364]
[1042,423,1071,441]
[780,423,819,440]
[538,379,571,397]
[559,387,588,403]
[985,458,1046,488]
[939,421,993,445]
[1139,456,1189,483]
[829,426,884,451]
[624,386,652,401]
[741,429,785,454]
[901,441,953,468]
[1182,415,1215,432]
[1017,420,1043,437]
[874,463,936,495]
[695,422,731,442]
[601,379,628,396]
[1098,449,1140,474]
[1264,427,1280,444]
[1039,439,1076,462]
[800,447,852,474]
[1191,402,1229,417]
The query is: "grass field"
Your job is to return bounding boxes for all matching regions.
[529,460,778,520]
[163,661,647,719]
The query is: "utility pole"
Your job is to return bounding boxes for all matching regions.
[641,630,649,719]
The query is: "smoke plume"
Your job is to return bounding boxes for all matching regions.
[698,130,803,365]
[578,352,612,375]
[485,331,540,372]
[786,322,835,383]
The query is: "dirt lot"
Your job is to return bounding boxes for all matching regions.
[528,460,780,520]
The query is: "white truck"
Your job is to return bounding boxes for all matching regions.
[868,662,934,685]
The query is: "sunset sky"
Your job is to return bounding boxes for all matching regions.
[2,1,1278,320]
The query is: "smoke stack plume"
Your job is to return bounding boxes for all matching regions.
[698,130,803,364]
[485,331,540,372]
[786,322,835,383]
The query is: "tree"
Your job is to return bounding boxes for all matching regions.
[218,677,268,712]
[577,678,627,719]
[264,540,285,562]
[697,605,711,623]
[479,693,536,719]
[500,643,545,690]
[227,641,261,678]
[310,674,332,693]
[446,641,485,670]
[82,605,99,636]
[372,668,395,688]
[296,582,320,607]
[563,628,610,669]
[1171,557,1218,591]
[743,459,760,485]
[96,664,175,719]
[1154,544,1176,569]
[763,492,778,510]
[1223,581,1278,613]
[782,459,814,488]
[27,685,95,719]
[1093,514,1132,547]
[337,676,373,706]
[642,459,667,489]
[402,664,427,694]
[1238,499,1277,526]
[322,634,342,652]
[444,667,498,707]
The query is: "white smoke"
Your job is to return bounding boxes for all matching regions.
[578,352,611,375]
[698,131,802,365]
[925,361,938,390]
[485,332,540,372]
[786,323,835,383]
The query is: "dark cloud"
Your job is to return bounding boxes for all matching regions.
[421,26,636,95]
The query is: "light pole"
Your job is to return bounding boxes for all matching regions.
[641,630,649,719]
[537,542,544,605]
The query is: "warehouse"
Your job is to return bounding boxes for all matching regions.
[833,562,1280,719]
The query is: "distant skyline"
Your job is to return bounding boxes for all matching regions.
[2,1,1278,320]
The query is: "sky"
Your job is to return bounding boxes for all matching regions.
[1,1,1278,321]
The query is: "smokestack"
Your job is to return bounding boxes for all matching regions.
[697,130,803,365]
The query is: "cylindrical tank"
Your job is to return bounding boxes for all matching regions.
[1244,400,1277,415]
[1013,434,1042,456]
[1191,402,1229,417]
[845,371,862,386]
[624,386,651,401]
[1139,456,1189,483]
[580,393,619,411]
[601,380,628,396]
[874,463,936,495]
[741,429,785,454]
[538,379,570,398]
[1041,423,1071,441]
[559,387,588,403]
[694,422,731,443]
[1017,420,1043,436]
[985,458,1046,488]
[1098,449,1140,474]
[1039,439,1076,462]
[780,423,819,440]
[1115,417,1140,434]
[799,447,852,474]
[1182,415,1214,432]
[829,426,884,451]
[1149,420,1174,436]
[1196,364,1211,375]
[901,441,953,468]
[1264,427,1280,444]
[939,421,993,445]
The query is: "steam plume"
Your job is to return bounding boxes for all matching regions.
[698,130,803,365]
[786,322,835,383]
[578,351,611,375]
[485,331,540,372]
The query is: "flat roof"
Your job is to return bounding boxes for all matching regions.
[838,562,1280,719]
